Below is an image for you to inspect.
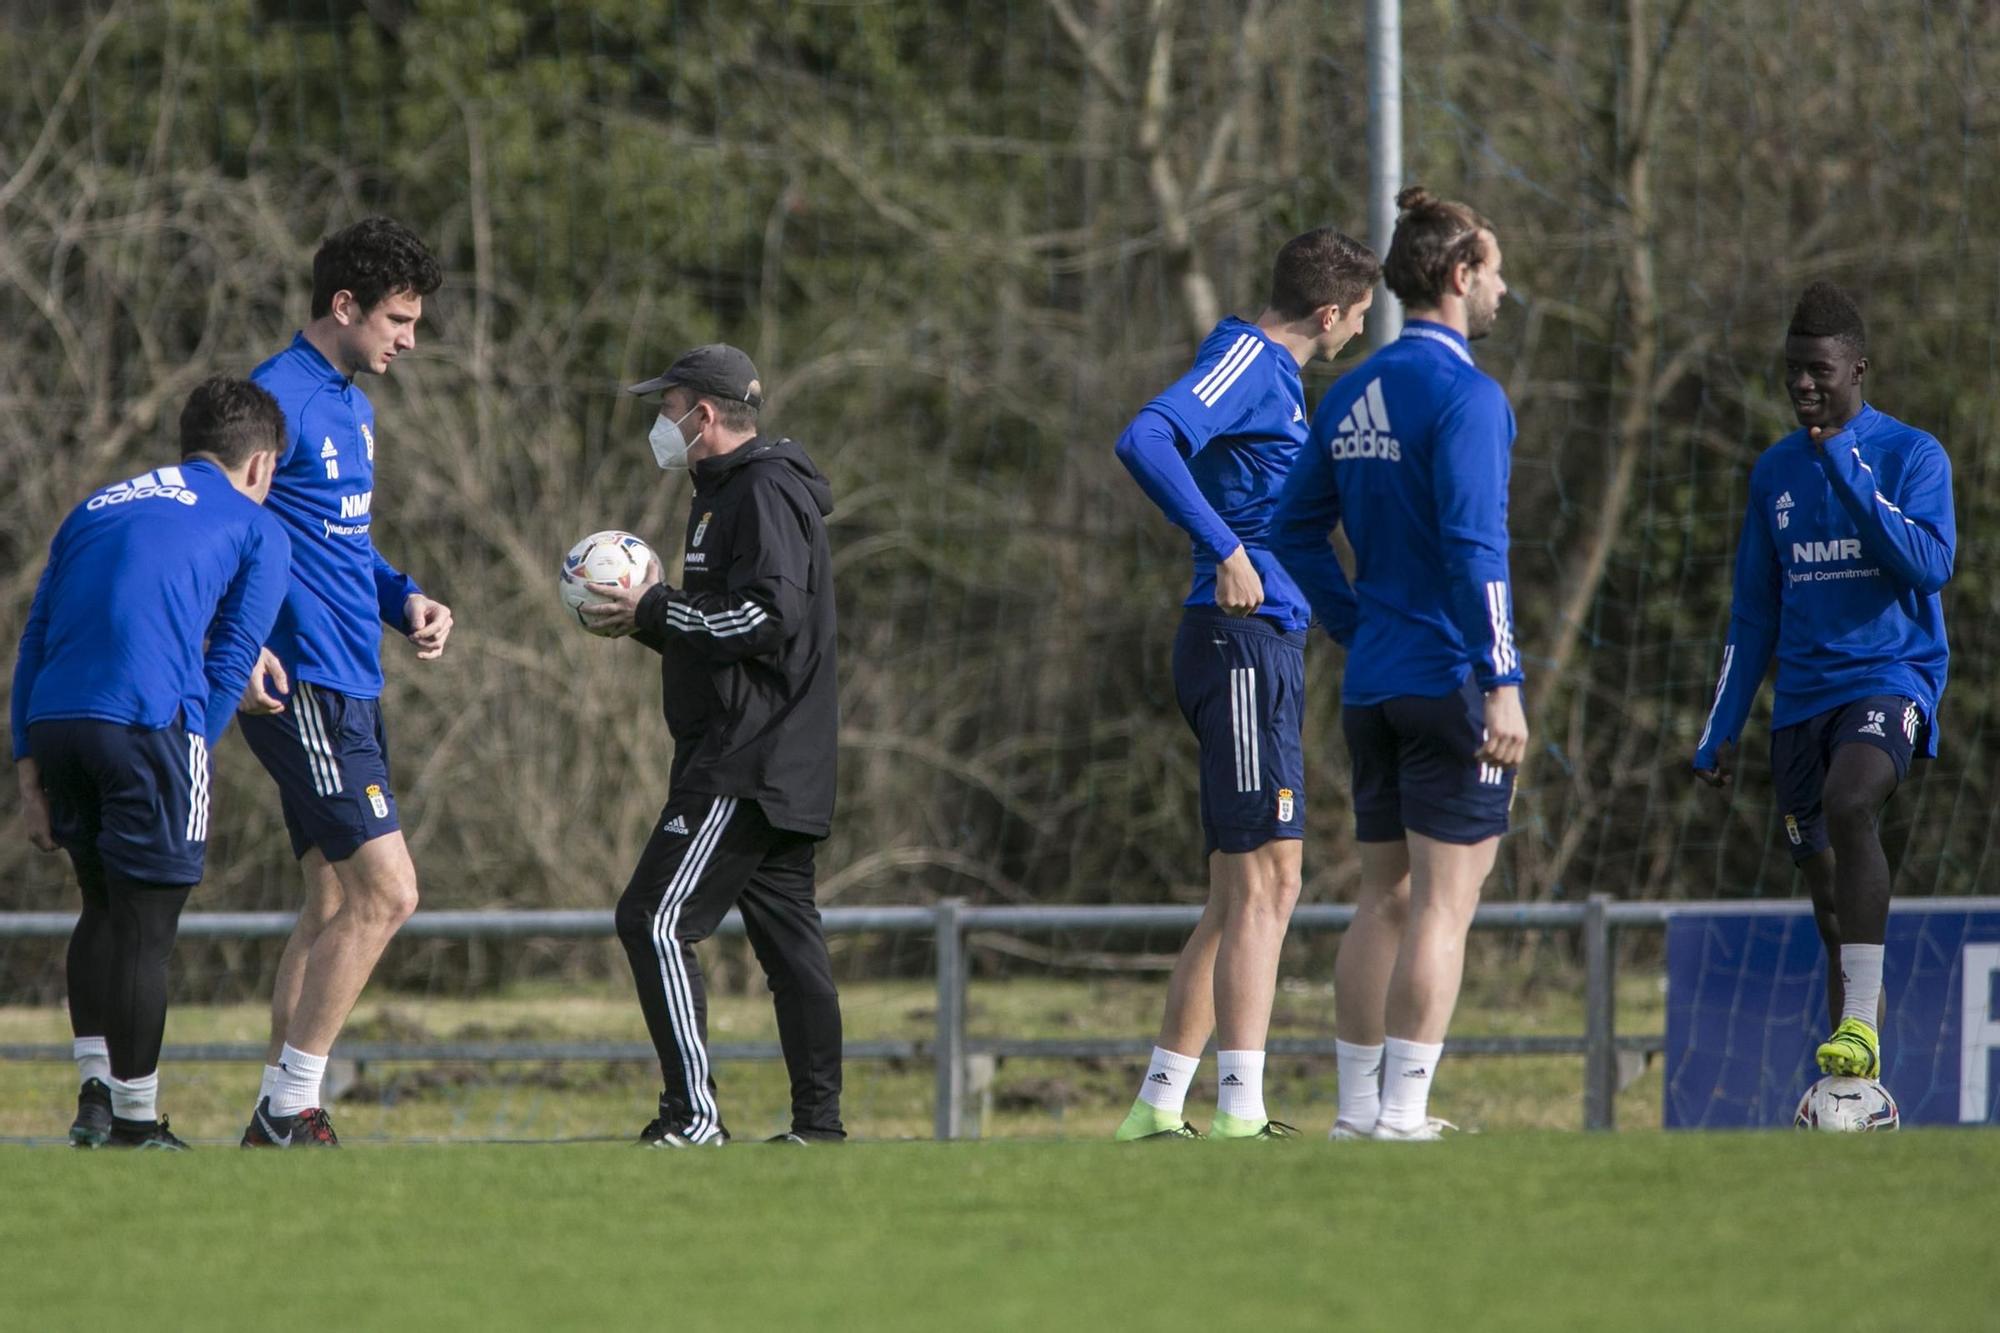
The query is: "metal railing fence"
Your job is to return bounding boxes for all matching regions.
[6,896,1985,1136]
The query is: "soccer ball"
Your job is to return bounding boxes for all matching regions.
[1793,1075,1899,1132]
[559,530,656,636]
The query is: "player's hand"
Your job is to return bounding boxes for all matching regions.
[239,647,288,715]
[15,759,57,854]
[405,594,454,660]
[1477,684,1529,768]
[1694,740,1735,789]
[580,560,664,637]
[1215,546,1264,617]
[1807,425,1844,452]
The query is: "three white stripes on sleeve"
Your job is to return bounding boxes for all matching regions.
[665,600,768,639]
[1485,580,1518,678]
[1192,334,1264,409]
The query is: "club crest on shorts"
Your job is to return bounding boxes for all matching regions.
[1277,788,1295,822]
[365,784,389,819]
[1785,813,1802,846]
[691,512,712,547]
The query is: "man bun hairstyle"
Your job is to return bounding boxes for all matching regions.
[311,215,444,319]
[1382,186,1494,309]
[1788,280,1867,359]
[1268,228,1381,319]
[179,376,286,469]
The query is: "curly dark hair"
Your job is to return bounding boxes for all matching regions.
[310,216,443,318]
[1267,228,1380,319]
[179,376,286,468]
[1382,186,1494,310]
[1787,280,1866,359]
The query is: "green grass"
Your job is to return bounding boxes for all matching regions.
[0,965,1667,1141]
[3,1134,1996,1331]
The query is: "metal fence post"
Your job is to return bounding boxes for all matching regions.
[932,897,967,1141]
[1582,892,1617,1131]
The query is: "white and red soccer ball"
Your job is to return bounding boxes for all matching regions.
[558,530,656,637]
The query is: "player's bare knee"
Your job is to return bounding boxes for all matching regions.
[349,875,418,931]
[1822,791,1880,844]
[1360,878,1412,930]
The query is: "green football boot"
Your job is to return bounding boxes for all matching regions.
[1815,1017,1881,1079]
[1210,1111,1297,1140]
[1115,1100,1198,1141]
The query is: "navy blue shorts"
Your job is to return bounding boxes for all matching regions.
[1770,694,1925,862]
[28,718,209,885]
[1343,674,1513,845]
[237,680,399,862]
[1171,608,1307,856]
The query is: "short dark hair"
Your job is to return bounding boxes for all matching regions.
[310,216,443,319]
[1268,228,1380,319]
[179,376,286,468]
[1382,186,1494,309]
[1788,281,1867,359]
[695,393,759,433]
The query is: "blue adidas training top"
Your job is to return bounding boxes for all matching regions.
[12,460,290,756]
[1269,320,1523,704]
[1694,403,1953,765]
[251,333,423,698]
[1114,317,1313,632]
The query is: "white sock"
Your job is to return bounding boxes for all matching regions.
[1215,1049,1267,1123]
[1378,1037,1444,1132]
[1840,944,1886,1031]
[73,1036,111,1086]
[1137,1046,1200,1116]
[269,1044,328,1118]
[258,1063,282,1107]
[109,1072,159,1122]
[1335,1040,1384,1130]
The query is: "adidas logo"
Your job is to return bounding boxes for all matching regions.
[1291,404,1305,424]
[1219,1074,1244,1087]
[320,437,338,459]
[663,815,690,835]
[1402,1067,1428,1079]
[1146,1072,1173,1085]
[1858,710,1887,738]
[1775,491,1794,509]
[1326,379,1401,461]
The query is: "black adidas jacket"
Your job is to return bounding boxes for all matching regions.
[632,437,838,837]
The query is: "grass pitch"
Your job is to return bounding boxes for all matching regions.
[3,1132,1995,1332]
[0,964,1669,1141]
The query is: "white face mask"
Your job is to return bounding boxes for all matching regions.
[648,406,703,471]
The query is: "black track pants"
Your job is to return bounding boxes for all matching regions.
[614,794,844,1142]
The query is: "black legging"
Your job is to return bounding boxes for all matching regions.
[64,851,192,1082]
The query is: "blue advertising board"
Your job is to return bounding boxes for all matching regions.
[1664,905,2000,1128]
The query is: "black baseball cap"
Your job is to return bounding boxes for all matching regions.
[626,343,764,409]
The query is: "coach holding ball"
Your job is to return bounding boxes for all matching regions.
[582,344,845,1146]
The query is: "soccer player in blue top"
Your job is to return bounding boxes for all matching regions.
[1693,281,1953,1083]
[1111,228,1380,1141]
[234,217,452,1147]
[1271,187,1528,1141]
[13,377,290,1149]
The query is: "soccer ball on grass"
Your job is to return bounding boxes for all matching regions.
[559,530,657,636]
[1793,1075,1898,1132]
